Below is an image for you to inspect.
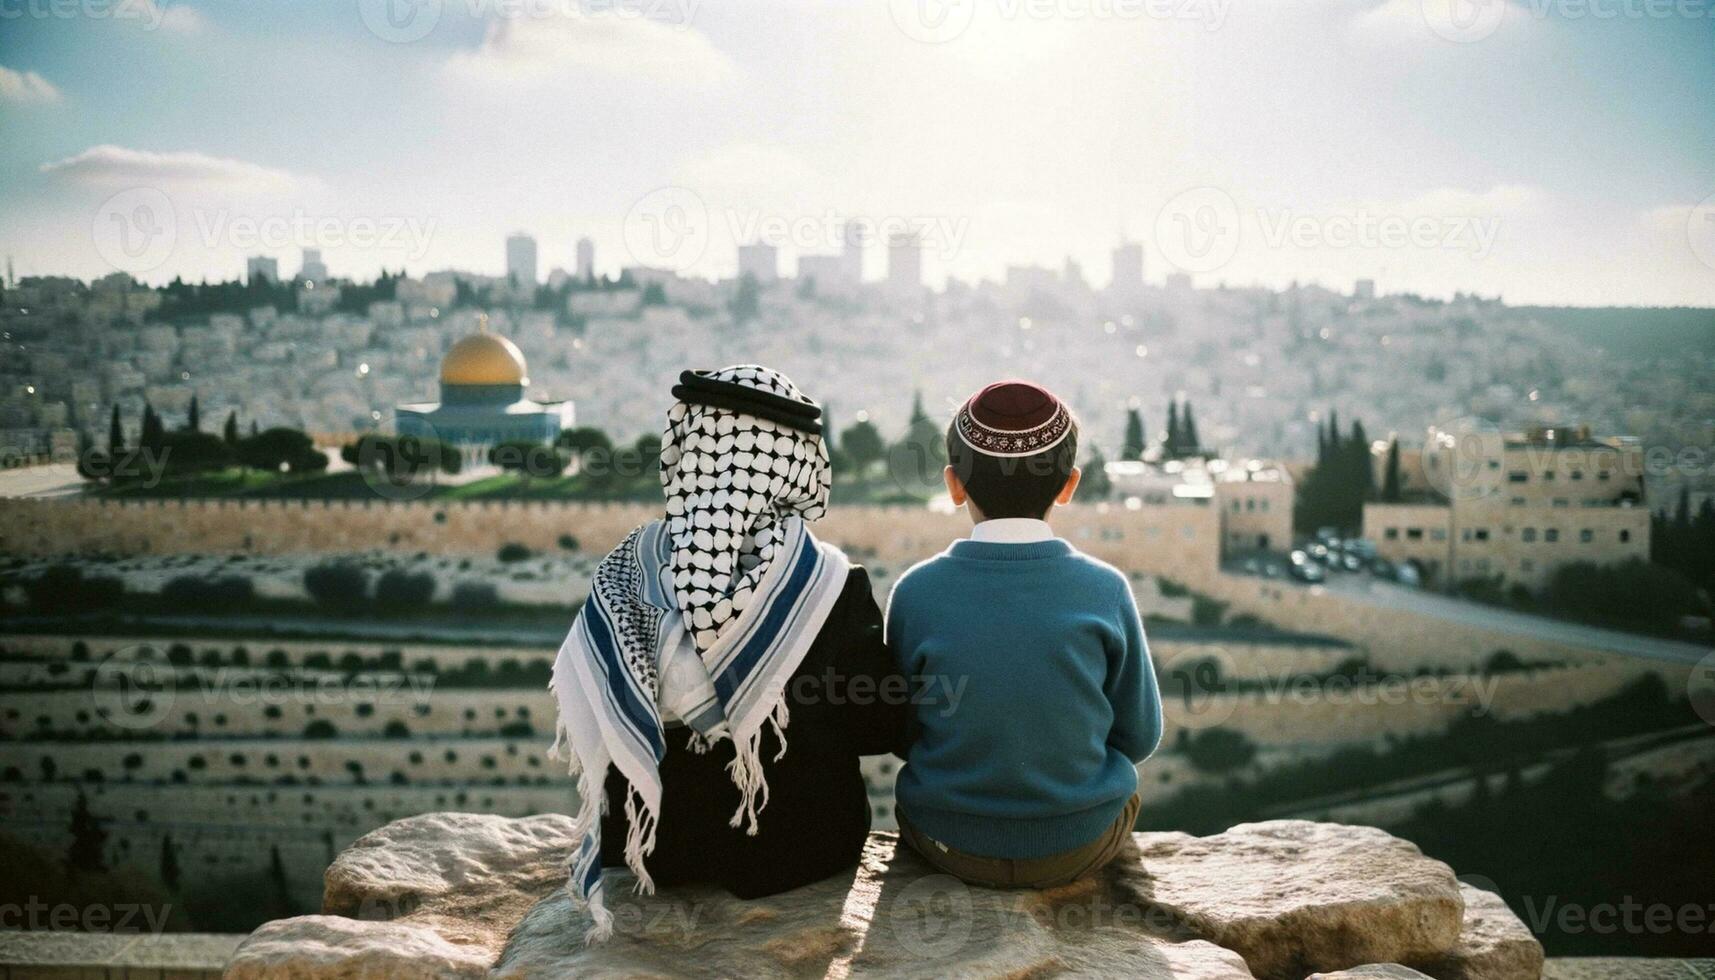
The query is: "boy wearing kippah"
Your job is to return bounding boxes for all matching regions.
[886,380,1163,888]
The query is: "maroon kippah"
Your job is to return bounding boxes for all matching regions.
[954,380,1073,458]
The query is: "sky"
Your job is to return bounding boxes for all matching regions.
[1,0,1712,305]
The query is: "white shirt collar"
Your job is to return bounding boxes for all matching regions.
[969,518,1056,544]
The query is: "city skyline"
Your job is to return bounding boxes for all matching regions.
[1,1,1712,305]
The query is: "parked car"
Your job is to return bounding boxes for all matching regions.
[1289,560,1326,583]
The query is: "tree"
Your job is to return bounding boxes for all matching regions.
[887,392,947,495]
[186,395,200,432]
[1165,400,1181,458]
[1381,438,1402,502]
[223,410,240,447]
[160,834,181,892]
[108,405,124,455]
[66,792,108,874]
[140,403,165,452]
[1181,402,1201,457]
[840,420,885,478]
[1081,448,1112,498]
[1122,408,1146,461]
[729,273,761,321]
[489,440,567,480]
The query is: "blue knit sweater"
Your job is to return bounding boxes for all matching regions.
[885,537,1163,859]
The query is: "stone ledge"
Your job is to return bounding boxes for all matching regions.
[225,813,1551,980]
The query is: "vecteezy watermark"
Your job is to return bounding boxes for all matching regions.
[1154,187,1503,276]
[890,874,975,958]
[1688,190,1715,273]
[91,188,438,276]
[1254,208,1501,258]
[93,187,177,276]
[1421,0,1715,44]
[1420,416,1507,502]
[0,0,187,30]
[1420,0,1510,42]
[0,898,173,934]
[1516,894,1715,936]
[1158,646,1238,729]
[624,186,712,273]
[787,669,968,718]
[1691,652,1715,729]
[1154,187,1243,276]
[351,413,456,502]
[887,0,1232,43]
[90,644,436,731]
[357,0,700,44]
[727,210,969,262]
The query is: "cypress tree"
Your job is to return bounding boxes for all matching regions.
[1122,408,1146,461]
[108,405,124,455]
[160,833,181,892]
[1182,402,1201,457]
[1165,401,1181,458]
[186,395,200,432]
[1382,439,1402,502]
[66,792,108,874]
[1351,420,1373,502]
[224,410,240,446]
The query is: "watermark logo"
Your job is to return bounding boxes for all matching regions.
[358,0,444,42]
[93,187,177,275]
[890,873,974,958]
[1421,415,1505,502]
[1688,191,1715,273]
[623,186,710,274]
[1158,646,1237,730]
[1421,0,1508,42]
[1155,186,1241,275]
[888,0,977,42]
[91,646,175,731]
[352,413,455,502]
[1691,652,1715,729]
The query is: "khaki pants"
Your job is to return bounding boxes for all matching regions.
[896,789,1143,890]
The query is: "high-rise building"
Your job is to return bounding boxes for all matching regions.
[299,248,328,283]
[506,233,538,287]
[575,237,595,281]
[246,256,279,285]
[1354,278,1377,301]
[840,220,866,285]
[887,231,922,293]
[737,243,778,283]
[1111,241,1144,295]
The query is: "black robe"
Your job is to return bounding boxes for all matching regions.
[599,565,909,899]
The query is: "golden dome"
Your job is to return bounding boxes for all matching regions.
[441,331,528,386]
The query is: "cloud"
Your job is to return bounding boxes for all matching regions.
[445,8,732,87]
[40,145,303,193]
[1347,0,1530,49]
[0,66,62,105]
[137,0,205,33]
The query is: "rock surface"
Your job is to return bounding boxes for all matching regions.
[225,814,1548,980]
[1431,884,1547,980]
[1130,821,1464,980]
[1308,968,1436,979]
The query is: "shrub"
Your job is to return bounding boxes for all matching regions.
[375,569,436,607]
[450,582,500,609]
[497,543,533,564]
[303,720,338,739]
[23,566,124,614]
[161,576,255,612]
[304,563,371,611]
[1183,728,1258,774]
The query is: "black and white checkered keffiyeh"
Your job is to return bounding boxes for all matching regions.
[661,365,831,652]
[548,365,847,944]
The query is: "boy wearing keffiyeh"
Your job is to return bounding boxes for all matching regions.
[549,365,907,942]
[887,380,1164,889]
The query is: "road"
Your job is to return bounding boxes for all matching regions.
[1315,571,1712,666]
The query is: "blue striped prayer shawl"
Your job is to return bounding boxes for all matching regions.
[548,516,848,943]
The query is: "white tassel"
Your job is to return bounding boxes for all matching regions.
[768,698,790,763]
[568,765,603,841]
[621,784,658,895]
[577,883,614,946]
